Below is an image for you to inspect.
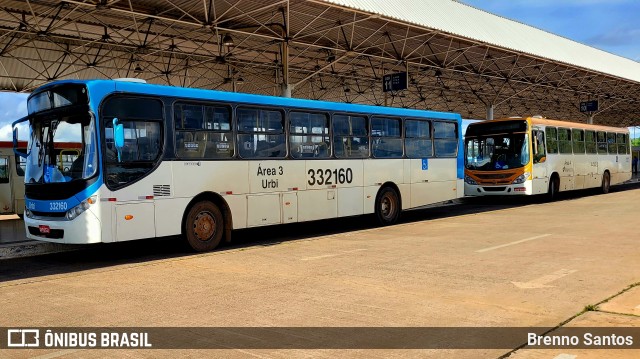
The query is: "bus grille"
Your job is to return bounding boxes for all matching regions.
[474,172,515,180]
[153,185,171,197]
[473,172,516,185]
[28,226,64,239]
[483,186,507,192]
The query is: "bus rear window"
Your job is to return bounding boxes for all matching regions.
[434,121,457,157]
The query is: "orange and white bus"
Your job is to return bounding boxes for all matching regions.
[1,141,80,216]
[464,116,631,198]
[0,141,26,216]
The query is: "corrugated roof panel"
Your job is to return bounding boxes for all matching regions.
[321,0,640,83]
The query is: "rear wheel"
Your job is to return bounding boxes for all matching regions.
[601,171,611,194]
[547,176,559,201]
[184,201,224,252]
[375,187,400,225]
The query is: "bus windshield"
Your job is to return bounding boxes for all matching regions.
[465,133,529,170]
[25,114,97,184]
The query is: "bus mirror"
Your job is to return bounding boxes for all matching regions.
[538,156,546,163]
[113,118,125,162]
[113,118,125,148]
[12,116,29,158]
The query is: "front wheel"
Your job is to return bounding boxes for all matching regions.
[375,187,400,225]
[601,172,611,194]
[184,201,224,252]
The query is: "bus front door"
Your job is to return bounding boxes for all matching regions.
[531,130,549,195]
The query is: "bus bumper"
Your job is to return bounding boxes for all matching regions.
[23,209,102,244]
[464,181,532,196]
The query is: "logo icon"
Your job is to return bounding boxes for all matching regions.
[7,329,40,347]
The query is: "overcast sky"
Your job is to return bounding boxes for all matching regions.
[0,0,638,140]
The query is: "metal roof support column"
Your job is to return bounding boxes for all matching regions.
[487,104,494,120]
[587,115,594,124]
[280,40,293,97]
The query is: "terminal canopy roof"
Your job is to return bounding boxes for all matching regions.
[0,0,639,126]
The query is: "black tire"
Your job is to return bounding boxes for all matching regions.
[184,201,224,252]
[547,176,559,201]
[601,171,611,194]
[375,187,400,225]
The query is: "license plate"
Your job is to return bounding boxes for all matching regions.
[39,225,51,234]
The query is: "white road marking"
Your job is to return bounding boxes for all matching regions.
[476,234,552,253]
[512,269,577,289]
[553,354,577,359]
[300,248,368,261]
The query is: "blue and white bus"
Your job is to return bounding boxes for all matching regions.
[13,79,463,251]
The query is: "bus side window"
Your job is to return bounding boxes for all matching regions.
[533,130,546,163]
[14,155,25,177]
[332,114,369,159]
[545,127,558,154]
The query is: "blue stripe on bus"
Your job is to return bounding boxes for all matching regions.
[25,180,102,213]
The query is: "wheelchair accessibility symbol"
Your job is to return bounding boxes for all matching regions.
[421,159,428,170]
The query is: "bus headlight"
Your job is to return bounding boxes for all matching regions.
[512,172,530,184]
[65,196,97,221]
[24,208,34,219]
[464,175,478,185]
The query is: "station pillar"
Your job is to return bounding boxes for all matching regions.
[486,104,494,120]
[281,83,293,98]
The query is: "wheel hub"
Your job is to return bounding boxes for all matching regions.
[193,211,216,241]
[381,195,393,218]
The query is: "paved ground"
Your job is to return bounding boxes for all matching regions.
[1,184,640,358]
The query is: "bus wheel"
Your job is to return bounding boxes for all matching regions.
[375,187,400,225]
[601,171,611,194]
[184,201,224,252]
[547,176,559,201]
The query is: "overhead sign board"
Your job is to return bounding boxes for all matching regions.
[580,100,598,113]
[382,72,407,92]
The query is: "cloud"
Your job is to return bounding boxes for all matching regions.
[0,92,29,141]
[587,27,640,47]
[0,122,29,142]
[0,123,12,141]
